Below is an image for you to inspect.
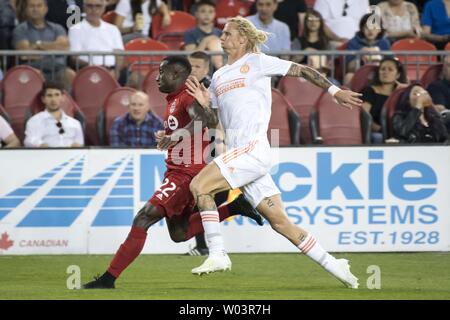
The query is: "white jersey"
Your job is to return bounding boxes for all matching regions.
[210,53,292,148]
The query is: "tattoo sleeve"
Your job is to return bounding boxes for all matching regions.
[286,63,333,91]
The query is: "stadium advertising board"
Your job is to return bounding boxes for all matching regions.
[0,146,449,254]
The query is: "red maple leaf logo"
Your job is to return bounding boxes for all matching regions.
[0,232,14,250]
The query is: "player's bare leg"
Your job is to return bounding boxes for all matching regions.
[83,203,163,289]
[189,162,234,274]
[256,194,359,289]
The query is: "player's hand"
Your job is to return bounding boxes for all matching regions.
[334,89,363,110]
[157,134,177,150]
[155,130,165,143]
[186,76,210,108]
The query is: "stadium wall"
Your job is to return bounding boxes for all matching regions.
[0,146,449,254]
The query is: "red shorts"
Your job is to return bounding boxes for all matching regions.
[149,169,197,219]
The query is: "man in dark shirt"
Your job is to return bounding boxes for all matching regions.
[428,55,450,112]
[109,91,163,147]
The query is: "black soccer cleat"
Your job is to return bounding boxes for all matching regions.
[82,272,116,289]
[230,194,264,226]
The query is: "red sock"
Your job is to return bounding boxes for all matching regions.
[185,205,232,240]
[107,226,147,278]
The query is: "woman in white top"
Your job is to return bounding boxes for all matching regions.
[114,0,171,42]
[377,0,421,42]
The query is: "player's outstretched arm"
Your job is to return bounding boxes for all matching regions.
[286,63,363,109]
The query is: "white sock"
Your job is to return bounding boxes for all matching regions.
[298,233,340,275]
[200,211,225,256]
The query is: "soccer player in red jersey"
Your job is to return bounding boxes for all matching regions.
[83,56,262,289]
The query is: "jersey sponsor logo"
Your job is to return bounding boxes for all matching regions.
[215,78,246,96]
[240,64,250,74]
[168,115,179,130]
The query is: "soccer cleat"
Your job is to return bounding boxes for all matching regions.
[230,194,264,226]
[335,259,359,289]
[191,253,232,275]
[82,273,115,289]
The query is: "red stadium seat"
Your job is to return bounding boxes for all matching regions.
[215,0,252,29]
[350,64,378,93]
[1,66,45,141]
[278,77,324,144]
[305,0,316,8]
[269,88,301,146]
[72,66,119,145]
[0,103,10,123]
[156,33,185,50]
[333,41,348,84]
[97,87,137,145]
[445,42,450,51]
[124,38,169,73]
[421,63,443,88]
[102,11,117,24]
[310,91,372,145]
[151,11,196,39]
[391,38,438,81]
[380,87,408,140]
[142,68,167,119]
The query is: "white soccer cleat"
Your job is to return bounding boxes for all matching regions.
[336,259,359,289]
[191,253,232,275]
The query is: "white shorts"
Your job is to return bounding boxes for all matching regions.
[214,139,280,207]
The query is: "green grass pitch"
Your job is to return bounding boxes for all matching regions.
[0,253,449,300]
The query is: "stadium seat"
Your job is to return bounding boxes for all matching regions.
[445,42,450,51]
[215,0,252,29]
[0,103,10,123]
[380,87,408,140]
[350,64,378,93]
[96,87,136,145]
[421,63,443,88]
[278,77,324,144]
[391,38,438,81]
[1,65,45,141]
[310,91,372,145]
[72,66,120,145]
[102,11,117,24]
[269,88,301,146]
[305,0,316,8]
[333,41,348,84]
[142,68,167,119]
[124,38,169,73]
[29,91,87,133]
[156,33,186,50]
[151,11,196,40]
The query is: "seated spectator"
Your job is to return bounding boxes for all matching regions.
[24,81,84,147]
[345,13,391,85]
[110,91,163,147]
[246,0,291,53]
[183,0,223,69]
[114,0,171,43]
[362,57,407,143]
[377,0,421,43]
[421,0,450,50]
[188,51,211,88]
[69,0,125,79]
[46,0,83,30]
[12,0,76,89]
[428,55,450,112]
[0,0,16,50]
[314,0,370,40]
[273,0,307,41]
[0,116,21,147]
[393,83,449,143]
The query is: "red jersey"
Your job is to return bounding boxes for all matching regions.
[164,85,208,172]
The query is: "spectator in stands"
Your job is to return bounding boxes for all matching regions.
[188,51,211,88]
[362,57,407,143]
[109,91,163,147]
[246,0,291,52]
[13,0,28,22]
[24,81,84,147]
[314,0,370,40]
[12,0,76,89]
[114,0,171,43]
[183,0,223,69]
[345,13,391,85]
[0,0,16,50]
[46,0,83,30]
[421,0,450,50]
[0,116,21,148]
[428,55,450,112]
[69,0,124,79]
[393,83,449,143]
[377,0,422,43]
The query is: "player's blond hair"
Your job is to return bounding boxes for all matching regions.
[227,16,268,53]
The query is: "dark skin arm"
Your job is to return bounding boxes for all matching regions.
[185,76,219,125]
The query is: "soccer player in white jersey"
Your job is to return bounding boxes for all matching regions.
[185,16,362,288]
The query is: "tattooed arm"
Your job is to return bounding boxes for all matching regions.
[286,62,363,109]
